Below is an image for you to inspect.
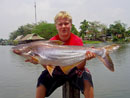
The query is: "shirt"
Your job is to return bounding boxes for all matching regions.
[50,33,83,46]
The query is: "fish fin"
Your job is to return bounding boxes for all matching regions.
[97,44,120,72]
[60,60,84,74]
[46,65,55,76]
[31,56,39,63]
[97,52,114,72]
[47,40,64,45]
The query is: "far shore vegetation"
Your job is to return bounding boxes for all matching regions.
[0,20,130,45]
[83,40,101,44]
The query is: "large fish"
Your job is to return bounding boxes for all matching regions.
[12,40,119,74]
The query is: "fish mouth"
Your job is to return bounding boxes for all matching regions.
[13,49,22,55]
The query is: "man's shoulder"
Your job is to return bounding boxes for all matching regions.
[50,35,59,40]
[70,33,83,46]
[71,33,82,40]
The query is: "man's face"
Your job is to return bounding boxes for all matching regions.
[56,18,72,41]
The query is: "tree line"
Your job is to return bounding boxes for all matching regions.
[79,20,130,42]
[2,20,130,45]
[9,21,78,40]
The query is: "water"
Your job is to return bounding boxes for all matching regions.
[0,43,130,98]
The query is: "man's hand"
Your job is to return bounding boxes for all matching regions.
[25,58,47,69]
[86,51,96,60]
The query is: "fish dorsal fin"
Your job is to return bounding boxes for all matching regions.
[47,40,64,45]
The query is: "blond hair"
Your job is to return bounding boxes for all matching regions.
[54,11,72,23]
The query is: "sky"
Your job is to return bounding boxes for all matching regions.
[0,0,130,39]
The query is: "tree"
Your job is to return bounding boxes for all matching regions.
[32,21,79,40]
[32,21,58,40]
[79,20,89,39]
[0,38,4,43]
[125,27,130,37]
[9,30,19,40]
[79,20,108,41]
[87,21,106,40]
[108,20,126,41]
[71,24,79,36]
[9,24,35,40]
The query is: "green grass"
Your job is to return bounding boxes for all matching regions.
[83,40,102,44]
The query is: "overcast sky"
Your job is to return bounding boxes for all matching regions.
[0,0,130,39]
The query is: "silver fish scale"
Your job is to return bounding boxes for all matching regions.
[38,48,86,66]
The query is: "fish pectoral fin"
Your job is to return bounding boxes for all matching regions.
[46,65,55,76]
[25,56,39,64]
[31,56,39,63]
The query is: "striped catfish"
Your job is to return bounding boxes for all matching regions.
[12,40,119,72]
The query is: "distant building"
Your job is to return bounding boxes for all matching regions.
[21,34,44,41]
[14,35,24,41]
[15,34,45,44]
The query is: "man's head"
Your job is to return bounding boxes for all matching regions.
[54,11,72,42]
[54,11,72,24]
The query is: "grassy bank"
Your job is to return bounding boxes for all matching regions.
[83,40,102,44]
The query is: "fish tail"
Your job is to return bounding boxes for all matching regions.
[97,44,120,72]
[97,52,114,72]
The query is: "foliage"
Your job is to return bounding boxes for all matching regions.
[87,21,105,40]
[0,38,4,43]
[32,22,79,39]
[79,19,130,42]
[109,21,126,35]
[79,20,107,40]
[32,21,58,40]
[83,40,101,44]
[125,29,130,37]
[71,24,79,35]
[9,21,79,40]
[9,24,35,40]
[107,20,127,41]
[8,19,130,43]
[79,20,89,39]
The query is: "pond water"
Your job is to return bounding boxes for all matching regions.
[0,43,130,98]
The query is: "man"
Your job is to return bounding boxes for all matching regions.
[36,11,95,98]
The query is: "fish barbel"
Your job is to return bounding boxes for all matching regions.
[12,40,120,72]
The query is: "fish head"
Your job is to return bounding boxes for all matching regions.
[12,43,41,64]
[12,44,32,56]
